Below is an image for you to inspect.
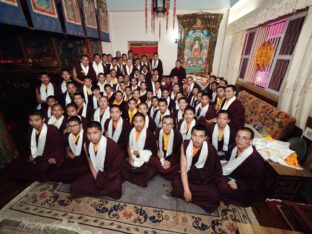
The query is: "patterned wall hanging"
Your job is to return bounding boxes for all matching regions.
[26,0,62,33]
[0,0,27,28]
[82,0,99,39]
[60,0,84,37]
[97,0,110,42]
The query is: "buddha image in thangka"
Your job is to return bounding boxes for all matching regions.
[183,19,210,73]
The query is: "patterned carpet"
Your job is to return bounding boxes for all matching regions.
[0,176,259,233]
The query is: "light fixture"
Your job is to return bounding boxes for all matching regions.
[153,0,166,14]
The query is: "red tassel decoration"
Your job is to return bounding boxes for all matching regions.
[159,20,161,39]
[166,0,170,31]
[173,0,176,29]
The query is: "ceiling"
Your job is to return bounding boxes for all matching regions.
[107,0,240,12]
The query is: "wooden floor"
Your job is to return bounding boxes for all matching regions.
[0,169,295,231]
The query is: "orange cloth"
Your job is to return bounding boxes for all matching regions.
[113,100,123,105]
[93,143,99,154]
[163,133,170,151]
[215,97,225,111]
[128,108,137,123]
[72,133,80,144]
[285,153,299,167]
[218,128,224,141]
[237,149,242,157]
[135,130,140,141]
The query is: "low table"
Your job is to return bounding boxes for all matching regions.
[265,161,312,200]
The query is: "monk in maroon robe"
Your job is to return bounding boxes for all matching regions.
[195,93,217,126]
[169,60,186,85]
[220,85,245,132]
[48,116,89,183]
[41,95,57,120]
[138,103,157,133]
[216,127,266,206]
[73,93,93,122]
[104,105,132,158]
[122,113,157,187]
[150,116,183,180]
[172,124,222,213]
[72,54,96,85]
[206,110,236,157]
[6,111,65,182]
[47,103,67,134]
[70,121,124,199]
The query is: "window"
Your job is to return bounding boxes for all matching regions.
[237,11,306,95]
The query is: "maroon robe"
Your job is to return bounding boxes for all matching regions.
[197,104,217,125]
[47,116,67,134]
[169,67,186,84]
[122,65,136,78]
[146,115,157,133]
[220,99,245,131]
[74,63,96,84]
[78,105,93,123]
[70,138,124,199]
[104,118,132,158]
[150,59,163,78]
[122,130,157,187]
[206,123,236,156]
[150,129,183,180]
[216,146,266,206]
[6,125,65,182]
[172,140,222,213]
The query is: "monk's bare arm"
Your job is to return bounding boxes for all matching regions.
[72,67,84,85]
[180,144,190,193]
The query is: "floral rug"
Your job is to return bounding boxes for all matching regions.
[0,181,258,233]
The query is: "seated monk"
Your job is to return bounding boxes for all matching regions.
[150,115,183,180]
[47,103,66,134]
[104,105,131,158]
[207,110,236,158]
[177,106,196,141]
[195,93,217,125]
[172,124,222,213]
[216,127,266,206]
[122,113,157,187]
[48,116,89,183]
[137,102,157,133]
[70,121,124,199]
[6,110,65,182]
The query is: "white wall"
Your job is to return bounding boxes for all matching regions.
[103,9,229,75]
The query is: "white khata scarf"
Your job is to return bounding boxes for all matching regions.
[107,118,123,143]
[144,115,150,129]
[81,103,88,118]
[212,124,230,152]
[48,115,64,129]
[68,129,84,157]
[221,96,236,110]
[92,61,104,75]
[30,123,48,159]
[92,96,99,109]
[180,119,196,140]
[89,135,107,173]
[94,107,110,129]
[186,140,208,171]
[65,92,72,105]
[222,145,253,176]
[154,109,170,127]
[129,127,152,168]
[80,63,89,76]
[47,106,52,118]
[177,109,183,122]
[195,103,209,117]
[61,80,67,94]
[40,83,54,102]
[158,129,174,165]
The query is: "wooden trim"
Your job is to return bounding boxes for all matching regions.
[236,80,279,106]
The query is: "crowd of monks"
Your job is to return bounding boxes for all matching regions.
[5,50,266,213]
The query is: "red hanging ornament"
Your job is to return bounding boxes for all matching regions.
[159,20,161,39]
[166,0,170,31]
[173,0,176,29]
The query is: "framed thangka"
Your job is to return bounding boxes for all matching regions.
[30,0,57,18]
[178,13,223,74]
[82,0,99,38]
[183,19,210,73]
[61,0,84,37]
[97,0,110,41]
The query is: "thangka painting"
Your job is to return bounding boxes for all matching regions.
[83,0,97,29]
[62,0,81,25]
[183,20,210,73]
[97,0,109,33]
[30,0,58,18]
[178,13,223,74]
